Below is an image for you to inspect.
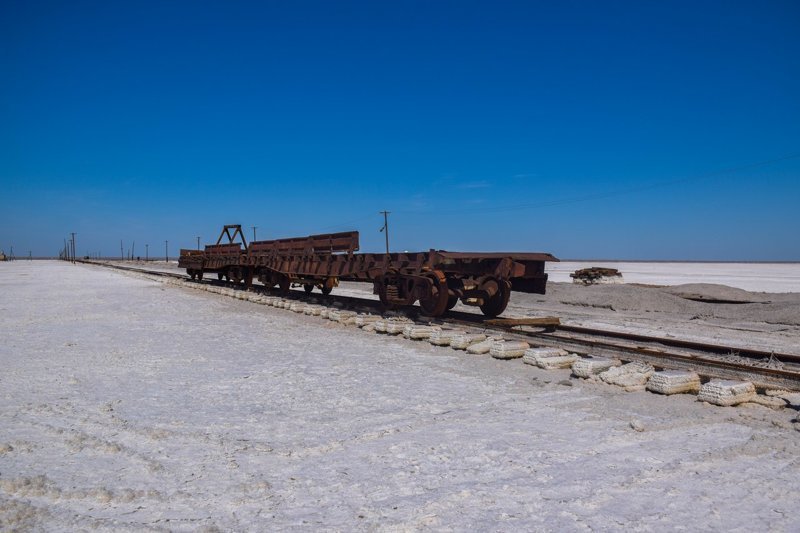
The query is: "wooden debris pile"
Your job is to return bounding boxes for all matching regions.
[570,267,623,285]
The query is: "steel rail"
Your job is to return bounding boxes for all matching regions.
[81,260,800,391]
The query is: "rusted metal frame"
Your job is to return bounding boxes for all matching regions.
[215,224,248,248]
[373,271,436,306]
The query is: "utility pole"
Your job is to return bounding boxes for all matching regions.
[379,211,390,255]
[196,236,201,250]
[63,239,67,262]
[132,241,135,261]
[70,233,76,264]
[251,226,257,242]
[165,240,168,263]
[120,240,124,261]
[145,244,149,261]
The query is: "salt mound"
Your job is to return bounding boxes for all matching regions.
[404,325,441,340]
[646,370,701,395]
[466,337,501,355]
[450,333,487,350]
[697,380,755,406]
[599,362,655,392]
[571,356,620,377]
[490,340,529,359]
[522,347,567,367]
[429,329,465,346]
[355,315,380,327]
[385,318,412,335]
[662,284,770,304]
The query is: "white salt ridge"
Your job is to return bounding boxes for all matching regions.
[490,340,530,359]
[403,325,441,340]
[571,356,620,377]
[646,371,701,395]
[697,380,756,406]
[385,319,413,335]
[450,333,487,350]
[428,329,466,346]
[522,347,568,367]
[355,315,381,327]
[599,362,655,392]
[537,354,580,370]
[466,338,502,355]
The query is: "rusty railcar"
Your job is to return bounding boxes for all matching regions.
[179,224,557,317]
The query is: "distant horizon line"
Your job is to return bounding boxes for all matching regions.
[5,257,800,264]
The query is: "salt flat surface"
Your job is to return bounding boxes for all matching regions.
[2,262,799,530]
[102,259,800,293]
[547,261,800,293]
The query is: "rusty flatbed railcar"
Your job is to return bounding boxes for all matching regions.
[179,225,557,317]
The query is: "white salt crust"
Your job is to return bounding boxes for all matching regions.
[646,371,701,395]
[697,380,756,406]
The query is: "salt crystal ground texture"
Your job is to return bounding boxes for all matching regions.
[1,262,800,531]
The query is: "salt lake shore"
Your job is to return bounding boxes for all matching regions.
[1,261,799,531]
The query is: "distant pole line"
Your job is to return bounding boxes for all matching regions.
[252,226,257,242]
[165,240,168,263]
[379,211,390,255]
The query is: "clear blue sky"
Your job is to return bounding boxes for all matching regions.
[2,1,799,260]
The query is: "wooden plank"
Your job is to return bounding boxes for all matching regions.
[485,317,561,327]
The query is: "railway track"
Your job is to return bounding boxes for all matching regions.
[83,260,800,392]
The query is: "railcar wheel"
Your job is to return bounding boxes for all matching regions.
[303,284,314,294]
[378,285,397,309]
[321,277,335,296]
[197,271,203,281]
[217,273,224,281]
[446,295,459,310]
[419,271,450,317]
[278,276,290,295]
[480,279,511,317]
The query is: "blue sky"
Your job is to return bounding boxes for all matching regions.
[1,1,799,259]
